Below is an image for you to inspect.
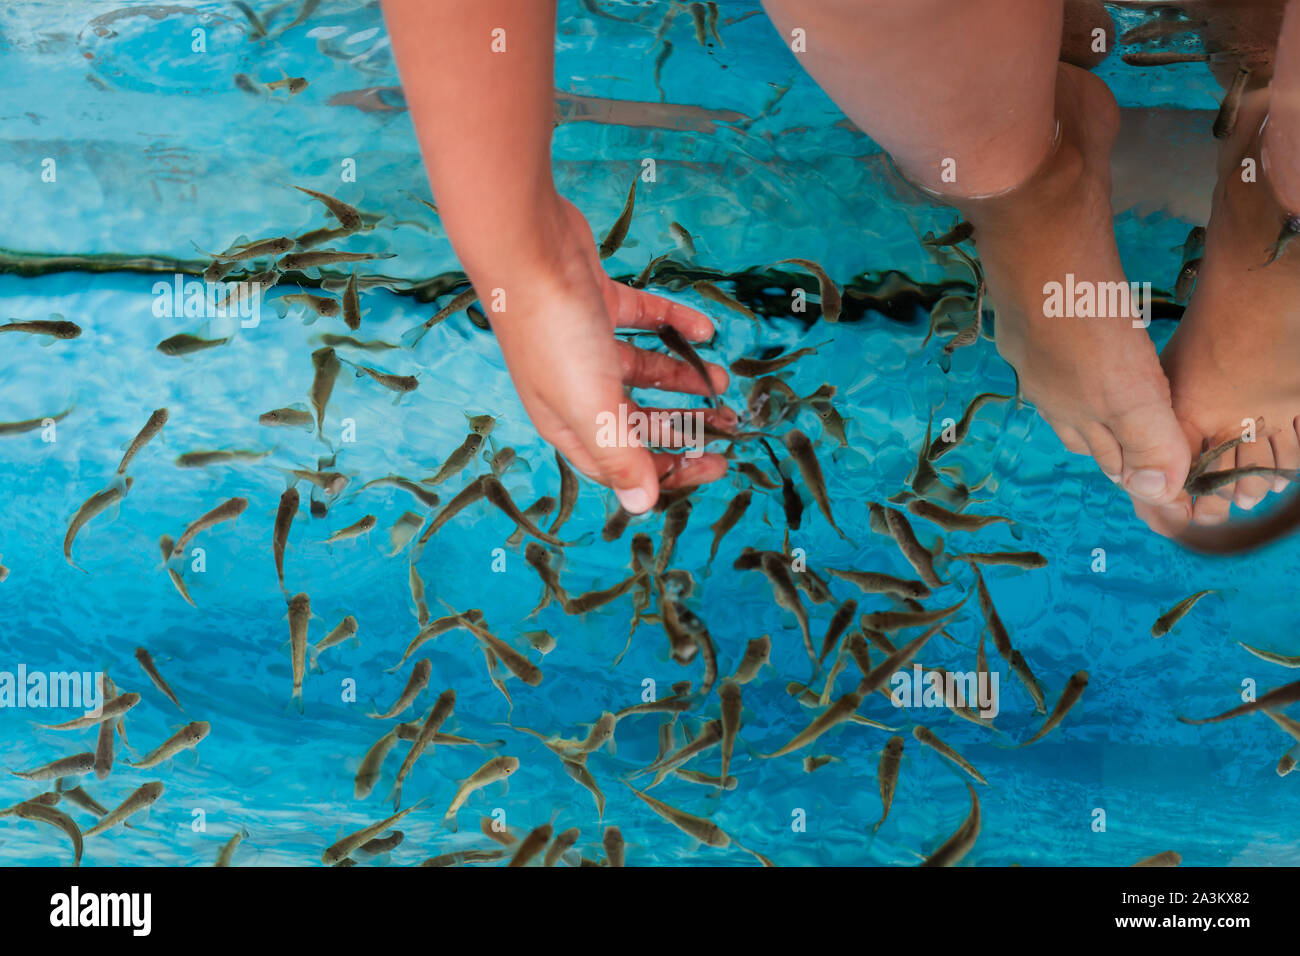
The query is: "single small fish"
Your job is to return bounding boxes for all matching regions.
[1151,589,1215,637]
[464,619,543,687]
[919,782,980,866]
[445,756,520,824]
[775,258,841,322]
[656,324,719,408]
[706,1,722,44]
[64,480,133,572]
[172,497,248,559]
[873,736,904,831]
[1266,709,1300,743]
[1264,215,1300,266]
[324,514,377,544]
[825,568,930,600]
[562,757,606,818]
[883,507,944,588]
[735,461,780,490]
[128,721,209,769]
[1178,678,1300,725]
[404,288,478,346]
[602,826,625,867]
[84,781,164,837]
[912,725,987,785]
[1008,649,1047,715]
[213,829,246,867]
[425,433,485,486]
[668,222,696,257]
[1188,425,1262,490]
[156,334,229,356]
[707,490,752,564]
[719,681,742,784]
[279,249,388,272]
[309,346,341,437]
[1019,671,1089,746]
[314,615,359,658]
[653,39,673,102]
[784,429,850,541]
[278,291,340,322]
[922,220,974,248]
[728,344,825,378]
[955,551,1048,570]
[693,279,756,321]
[0,317,81,338]
[408,563,429,627]
[758,552,816,667]
[288,592,311,711]
[508,824,553,867]
[689,2,708,45]
[292,185,363,232]
[359,475,442,510]
[624,782,730,848]
[10,752,96,782]
[385,511,425,558]
[174,449,271,468]
[58,785,108,818]
[371,658,432,720]
[732,634,771,684]
[1213,66,1251,139]
[134,648,182,710]
[391,689,456,809]
[273,488,299,594]
[266,69,309,95]
[338,273,364,332]
[259,406,315,429]
[13,801,83,866]
[1174,257,1201,303]
[0,406,72,437]
[599,175,637,259]
[200,235,294,262]
[1186,466,1298,497]
[116,408,168,475]
[93,709,115,780]
[1122,51,1211,66]
[318,334,395,352]
[906,499,1011,534]
[1238,643,1300,668]
[352,363,418,395]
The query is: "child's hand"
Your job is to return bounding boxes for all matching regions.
[488,197,733,514]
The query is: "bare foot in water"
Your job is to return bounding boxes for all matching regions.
[957,65,1191,521]
[1138,88,1300,531]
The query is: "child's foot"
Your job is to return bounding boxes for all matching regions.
[955,65,1190,517]
[1155,89,1300,526]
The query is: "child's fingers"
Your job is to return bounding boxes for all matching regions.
[605,282,715,341]
[615,340,729,397]
[558,387,662,514]
[654,451,730,490]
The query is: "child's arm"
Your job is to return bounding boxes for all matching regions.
[383,0,729,513]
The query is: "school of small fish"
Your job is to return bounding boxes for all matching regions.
[2,0,1293,869]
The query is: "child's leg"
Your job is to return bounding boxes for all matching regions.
[762,0,1192,525]
[763,0,1062,197]
[1145,7,1300,530]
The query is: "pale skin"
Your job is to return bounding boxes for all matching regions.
[386,0,1300,532]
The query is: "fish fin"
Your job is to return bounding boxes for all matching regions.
[399,322,432,348]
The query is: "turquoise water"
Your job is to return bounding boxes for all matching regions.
[0,0,1298,867]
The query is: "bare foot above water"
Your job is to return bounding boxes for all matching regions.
[955,64,1192,527]
[1136,89,1300,533]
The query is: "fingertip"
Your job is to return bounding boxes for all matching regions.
[614,485,656,515]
